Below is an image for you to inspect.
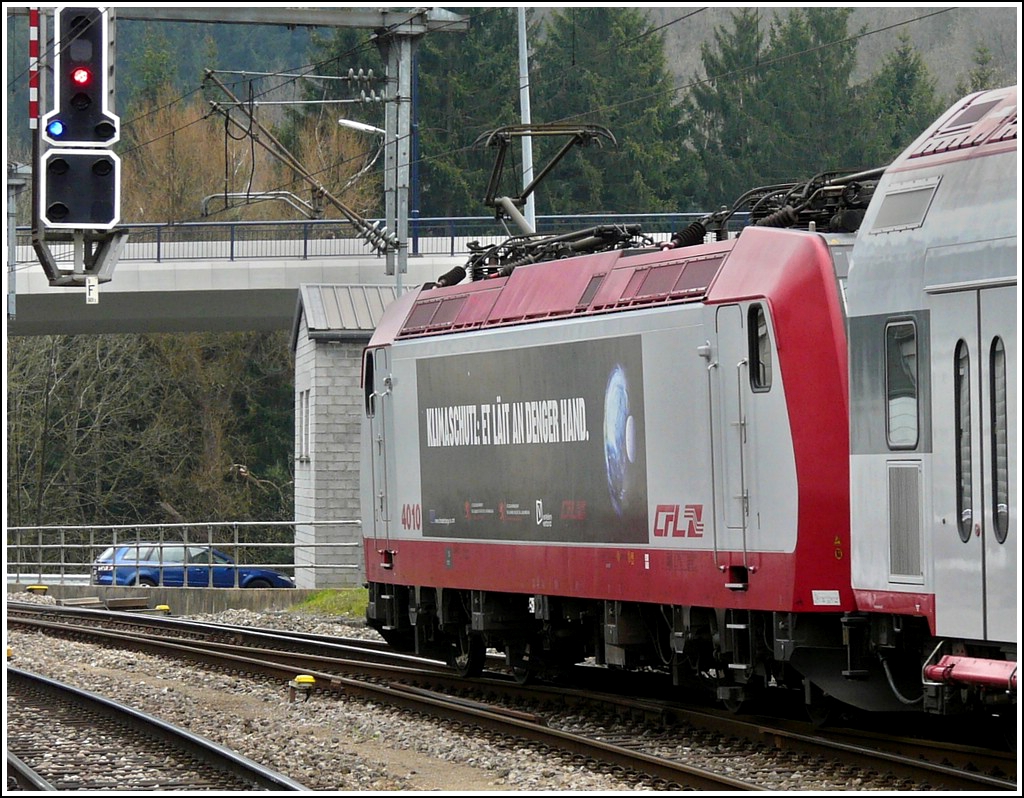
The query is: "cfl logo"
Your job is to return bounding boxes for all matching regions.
[653,504,704,538]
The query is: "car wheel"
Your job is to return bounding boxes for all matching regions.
[246,578,272,589]
[134,576,157,587]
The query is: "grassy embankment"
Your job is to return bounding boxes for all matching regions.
[288,587,368,618]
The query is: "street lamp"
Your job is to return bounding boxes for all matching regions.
[338,117,403,294]
[337,119,385,137]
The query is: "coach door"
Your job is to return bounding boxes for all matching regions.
[930,284,1016,642]
[365,347,394,550]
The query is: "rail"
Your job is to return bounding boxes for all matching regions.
[14,212,738,264]
[5,521,358,587]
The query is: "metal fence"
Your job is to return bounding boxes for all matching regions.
[14,212,731,264]
[5,521,359,587]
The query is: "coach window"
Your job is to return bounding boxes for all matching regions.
[990,338,1009,543]
[748,304,772,391]
[954,340,972,543]
[885,321,918,448]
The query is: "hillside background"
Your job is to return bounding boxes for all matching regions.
[649,6,1017,98]
[5,5,1018,151]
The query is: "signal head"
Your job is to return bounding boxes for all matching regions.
[40,6,119,147]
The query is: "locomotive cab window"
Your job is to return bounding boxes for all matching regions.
[748,304,772,391]
[363,350,376,417]
[885,321,918,448]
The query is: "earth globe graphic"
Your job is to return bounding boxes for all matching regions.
[603,364,636,517]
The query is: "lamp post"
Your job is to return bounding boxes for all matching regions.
[338,117,403,295]
[337,119,386,137]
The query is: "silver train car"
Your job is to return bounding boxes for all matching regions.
[844,85,1017,715]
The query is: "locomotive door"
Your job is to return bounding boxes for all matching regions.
[930,284,1016,642]
[712,304,758,554]
[365,346,394,551]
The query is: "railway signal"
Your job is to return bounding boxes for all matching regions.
[34,5,126,288]
[40,148,121,230]
[41,6,119,147]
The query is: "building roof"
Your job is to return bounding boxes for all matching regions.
[291,284,398,350]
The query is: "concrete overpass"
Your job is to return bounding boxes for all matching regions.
[7,236,467,336]
[6,214,695,336]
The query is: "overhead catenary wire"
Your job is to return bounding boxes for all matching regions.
[205,68,396,254]
[8,5,964,237]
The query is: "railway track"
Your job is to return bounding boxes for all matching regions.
[5,667,308,791]
[7,601,1017,791]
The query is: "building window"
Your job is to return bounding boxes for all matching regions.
[748,304,772,392]
[885,321,918,448]
[299,388,311,461]
[990,338,1009,544]
[954,340,972,542]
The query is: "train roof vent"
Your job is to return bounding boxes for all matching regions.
[592,254,725,310]
[910,89,1017,158]
[397,247,729,339]
[397,286,505,338]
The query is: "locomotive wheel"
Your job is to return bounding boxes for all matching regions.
[453,625,485,678]
[505,640,534,685]
[805,681,837,727]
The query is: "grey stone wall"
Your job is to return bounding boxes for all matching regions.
[293,315,367,588]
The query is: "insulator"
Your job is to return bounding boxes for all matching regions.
[435,266,467,287]
[671,220,707,248]
[829,208,865,233]
[754,205,799,228]
[842,182,865,207]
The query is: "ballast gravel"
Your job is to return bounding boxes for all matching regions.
[6,594,913,792]
[6,596,638,792]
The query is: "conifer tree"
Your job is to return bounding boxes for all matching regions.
[860,33,942,168]
[682,8,770,208]
[530,7,696,214]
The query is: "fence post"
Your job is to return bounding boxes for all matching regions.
[233,522,240,587]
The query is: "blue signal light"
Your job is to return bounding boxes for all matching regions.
[46,119,66,139]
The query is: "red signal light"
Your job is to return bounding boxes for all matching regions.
[71,66,92,86]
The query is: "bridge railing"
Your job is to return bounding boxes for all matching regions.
[16,212,729,264]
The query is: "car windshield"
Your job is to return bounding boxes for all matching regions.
[96,547,114,561]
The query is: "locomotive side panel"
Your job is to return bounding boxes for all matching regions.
[375,305,795,605]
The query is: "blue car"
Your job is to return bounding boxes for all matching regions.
[91,543,295,588]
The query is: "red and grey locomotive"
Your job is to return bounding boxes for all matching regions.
[359,86,1017,724]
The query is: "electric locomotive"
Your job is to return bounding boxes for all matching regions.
[359,86,1017,722]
